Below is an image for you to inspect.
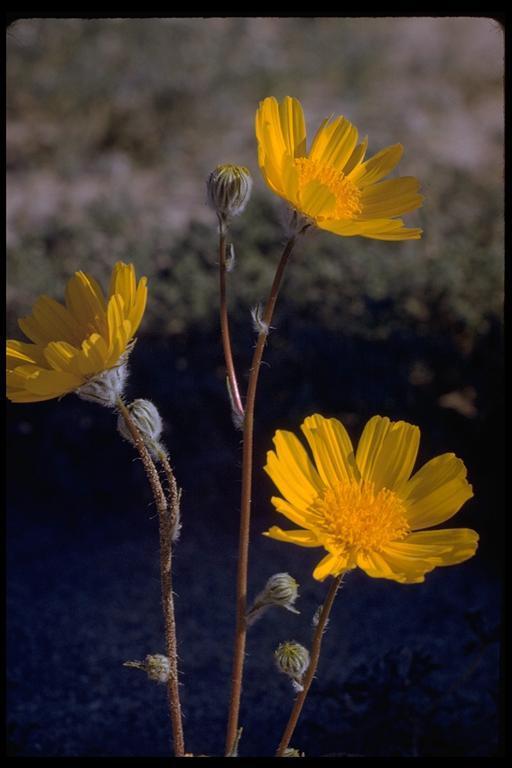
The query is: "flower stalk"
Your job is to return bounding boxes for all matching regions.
[219,224,244,423]
[275,574,343,757]
[116,397,185,757]
[225,235,296,756]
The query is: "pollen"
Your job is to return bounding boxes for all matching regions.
[311,479,410,556]
[294,157,362,220]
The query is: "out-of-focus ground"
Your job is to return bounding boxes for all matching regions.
[6,17,504,757]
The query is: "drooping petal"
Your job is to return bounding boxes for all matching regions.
[403,453,474,530]
[357,548,436,584]
[313,551,349,581]
[355,415,420,492]
[264,526,321,547]
[300,414,358,486]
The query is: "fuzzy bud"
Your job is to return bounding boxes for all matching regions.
[283,748,305,757]
[123,653,170,683]
[274,641,310,691]
[247,573,299,626]
[207,164,252,223]
[117,398,164,460]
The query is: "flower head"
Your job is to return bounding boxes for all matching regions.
[263,414,478,582]
[6,261,147,404]
[256,96,423,240]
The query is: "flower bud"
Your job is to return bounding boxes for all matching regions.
[247,573,299,626]
[283,748,305,757]
[274,641,310,691]
[123,653,170,684]
[207,164,252,223]
[117,398,164,460]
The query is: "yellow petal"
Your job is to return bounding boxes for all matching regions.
[65,271,107,334]
[6,339,46,367]
[309,115,358,172]
[7,364,80,399]
[360,177,423,218]
[355,415,420,492]
[18,295,83,346]
[396,529,479,565]
[299,179,336,219]
[270,495,319,529]
[264,429,324,510]
[128,276,148,335]
[348,143,404,187]
[278,96,307,158]
[77,333,110,376]
[263,526,321,547]
[300,414,358,486]
[403,453,474,529]
[357,548,433,583]
[313,551,348,581]
[342,136,368,175]
[317,217,422,241]
[44,341,83,377]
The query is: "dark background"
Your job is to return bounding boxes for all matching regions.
[6,18,504,757]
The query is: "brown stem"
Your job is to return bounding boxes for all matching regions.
[225,236,296,756]
[219,225,244,421]
[275,574,343,756]
[159,452,181,542]
[116,398,185,757]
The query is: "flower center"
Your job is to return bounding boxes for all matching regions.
[311,479,410,555]
[294,157,362,220]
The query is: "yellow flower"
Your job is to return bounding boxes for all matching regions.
[264,414,478,582]
[255,96,423,240]
[6,261,147,403]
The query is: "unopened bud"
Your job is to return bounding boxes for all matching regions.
[274,641,310,691]
[207,164,252,223]
[117,398,164,460]
[283,748,305,757]
[247,573,299,625]
[123,653,170,684]
[76,350,131,408]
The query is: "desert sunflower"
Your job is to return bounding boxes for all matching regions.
[6,261,147,404]
[264,414,478,582]
[255,96,423,240]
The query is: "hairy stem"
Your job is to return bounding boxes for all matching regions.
[116,398,185,757]
[225,236,296,755]
[275,574,343,756]
[219,225,244,421]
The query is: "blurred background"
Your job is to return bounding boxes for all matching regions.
[6,17,503,757]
